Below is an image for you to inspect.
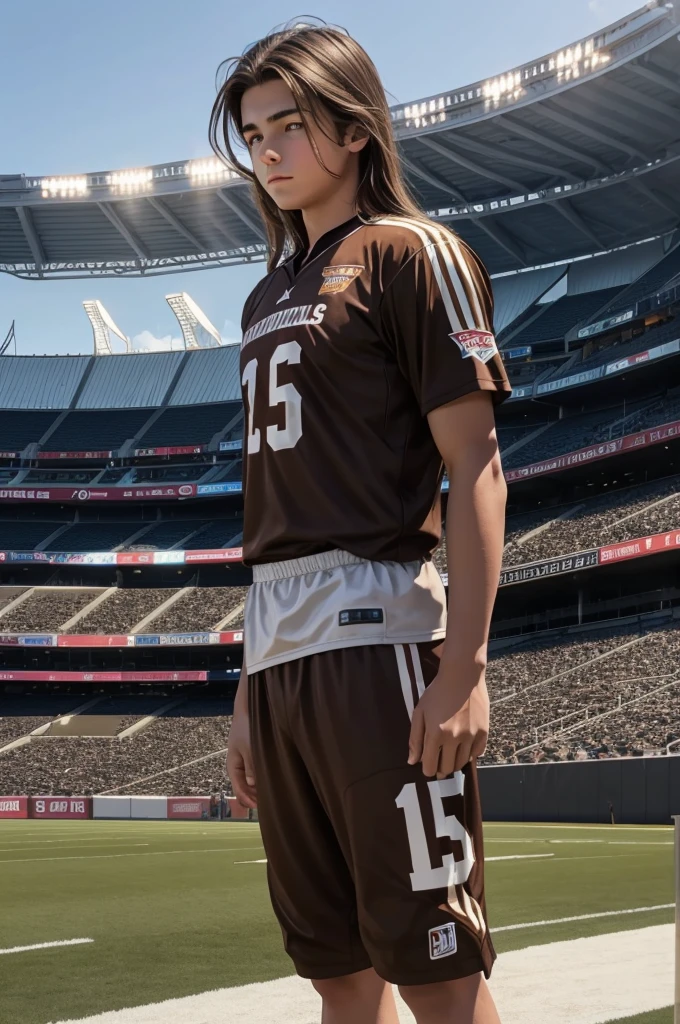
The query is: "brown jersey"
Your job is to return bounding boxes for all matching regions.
[239,214,511,566]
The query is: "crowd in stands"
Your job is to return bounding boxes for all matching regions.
[140,586,248,633]
[503,474,680,567]
[483,621,680,763]
[0,700,233,796]
[65,588,180,634]
[0,588,101,632]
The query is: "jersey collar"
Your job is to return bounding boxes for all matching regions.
[289,214,365,278]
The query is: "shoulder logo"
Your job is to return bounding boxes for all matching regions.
[319,265,364,295]
[429,922,457,960]
[450,329,498,364]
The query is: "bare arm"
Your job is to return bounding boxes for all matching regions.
[408,390,506,777]
[430,390,507,680]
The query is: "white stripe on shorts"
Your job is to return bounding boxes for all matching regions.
[394,644,415,720]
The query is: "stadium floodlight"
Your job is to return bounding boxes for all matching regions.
[40,176,88,199]
[107,168,153,193]
[188,158,238,182]
[82,299,130,355]
[165,292,223,349]
[0,320,16,356]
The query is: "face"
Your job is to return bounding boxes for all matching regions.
[240,77,367,212]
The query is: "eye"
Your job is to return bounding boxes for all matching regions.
[285,121,304,132]
[245,133,262,148]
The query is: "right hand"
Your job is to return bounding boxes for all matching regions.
[227,700,257,809]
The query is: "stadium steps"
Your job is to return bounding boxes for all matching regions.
[516,675,680,758]
[118,697,187,739]
[504,503,585,560]
[118,406,167,458]
[61,587,116,632]
[499,421,554,460]
[215,599,247,629]
[36,522,74,551]
[491,629,655,708]
[130,587,191,634]
[35,408,70,450]
[0,586,36,622]
[112,521,157,551]
[0,696,101,754]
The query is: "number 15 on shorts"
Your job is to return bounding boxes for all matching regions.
[396,771,475,891]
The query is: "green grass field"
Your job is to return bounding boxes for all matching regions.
[0,820,674,1024]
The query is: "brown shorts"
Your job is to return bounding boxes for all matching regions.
[249,641,496,986]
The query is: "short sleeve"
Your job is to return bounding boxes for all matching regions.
[380,233,512,416]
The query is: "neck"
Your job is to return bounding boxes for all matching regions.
[300,179,360,252]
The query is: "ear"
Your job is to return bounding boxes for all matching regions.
[343,123,370,153]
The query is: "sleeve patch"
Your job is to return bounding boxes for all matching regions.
[449,330,498,364]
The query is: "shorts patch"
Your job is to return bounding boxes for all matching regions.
[449,329,498,364]
[429,922,457,960]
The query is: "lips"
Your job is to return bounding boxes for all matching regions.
[267,175,292,184]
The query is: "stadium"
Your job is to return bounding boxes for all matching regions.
[0,4,679,1022]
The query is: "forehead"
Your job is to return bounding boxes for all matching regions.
[240,78,296,126]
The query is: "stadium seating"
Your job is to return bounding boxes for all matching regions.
[0,698,234,796]
[501,407,635,469]
[136,403,240,446]
[0,588,103,632]
[129,464,210,483]
[504,287,621,346]
[40,410,153,451]
[594,243,680,320]
[50,523,148,552]
[141,586,248,633]
[482,619,680,762]
[184,519,243,548]
[503,474,680,567]
[0,410,59,450]
[0,521,60,549]
[122,520,202,550]
[64,588,181,634]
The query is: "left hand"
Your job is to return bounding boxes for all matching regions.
[408,669,490,779]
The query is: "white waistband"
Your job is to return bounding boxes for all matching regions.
[252,548,369,582]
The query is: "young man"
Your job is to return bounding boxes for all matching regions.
[212,22,512,1024]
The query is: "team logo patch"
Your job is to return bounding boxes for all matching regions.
[318,265,364,294]
[450,329,498,364]
[429,922,457,960]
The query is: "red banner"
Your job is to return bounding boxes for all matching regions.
[599,528,680,565]
[0,796,28,818]
[167,797,210,820]
[0,670,208,681]
[38,450,112,460]
[56,634,133,648]
[29,796,92,819]
[134,445,206,457]
[115,552,156,565]
[219,630,244,644]
[0,484,196,503]
[505,417,680,483]
[184,548,244,563]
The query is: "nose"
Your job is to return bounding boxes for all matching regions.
[259,147,281,166]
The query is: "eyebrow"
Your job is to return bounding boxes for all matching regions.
[241,107,300,135]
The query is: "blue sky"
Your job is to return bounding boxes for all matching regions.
[1,0,634,356]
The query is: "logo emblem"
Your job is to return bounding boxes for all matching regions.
[429,922,457,960]
[450,329,498,364]
[277,287,294,304]
[318,265,363,295]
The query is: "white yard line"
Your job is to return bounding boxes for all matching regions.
[47,924,674,1024]
[494,903,674,932]
[0,938,93,956]
[485,823,673,832]
[487,854,555,862]
[0,846,264,865]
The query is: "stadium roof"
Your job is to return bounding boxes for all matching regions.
[1,2,679,279]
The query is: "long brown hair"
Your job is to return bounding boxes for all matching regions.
[208,20,428,272]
